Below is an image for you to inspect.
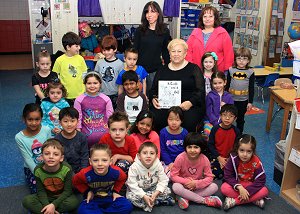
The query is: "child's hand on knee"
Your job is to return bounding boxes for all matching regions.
[113,192,122,201]
[86,191,94,203]
[217,156,227,169]
[184,179,196,191]
[237,186,249,201]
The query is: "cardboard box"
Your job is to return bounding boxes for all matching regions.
[289,145,300,167]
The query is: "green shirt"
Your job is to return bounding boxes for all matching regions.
[34,161,73,208]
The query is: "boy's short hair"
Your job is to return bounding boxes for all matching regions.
[220,104,238,117]
[122,70,138,84]
[42,138,64,155]
[101,35,117,50]
[62,32,81,50]
[90,143,112,157]
[138,141,158,154]
[108,111,130,128]
[183,132,206,152]
[168,106,184,122]
[124,47,138,58]
[59,107,79,120]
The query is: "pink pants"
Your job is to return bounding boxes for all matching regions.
[221,181,268,204]
[172,182,218,203]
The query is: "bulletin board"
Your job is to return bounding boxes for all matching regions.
[99,0,164,24]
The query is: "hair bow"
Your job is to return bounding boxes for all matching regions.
[211,52,218,61]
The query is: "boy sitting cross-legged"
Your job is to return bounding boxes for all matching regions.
[72,144,133,214]
[22,139,79,214]
[126,142,174,212]
[99,111,138,173]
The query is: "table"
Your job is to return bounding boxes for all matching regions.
[254,67,293,76]
[266,86,296,140]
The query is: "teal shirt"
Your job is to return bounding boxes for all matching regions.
[15,126,51,172]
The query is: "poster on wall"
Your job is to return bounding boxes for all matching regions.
[241,0,246,14]
[277,0,284,18]
[276,36,283,54]
[240,16,247,33]
[270,16,277,35]
[246,0,253,15]
[253,17,261,36]
[292,0,300,20]
[252,0,260,16]
[252,35,259,55]
[235,0,241,13]
[278,18,285,36]
[235,16,241,33]
[269,36,276,58]
[272,0,278,16]
[235,33,241,48]
[246,17,253,35]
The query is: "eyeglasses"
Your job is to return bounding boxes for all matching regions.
[236,57,249,61]
[221,113,235,119]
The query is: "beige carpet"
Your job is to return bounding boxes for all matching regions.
[0,54,33,70]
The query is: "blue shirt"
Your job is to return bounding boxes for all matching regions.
[160,127,188,165]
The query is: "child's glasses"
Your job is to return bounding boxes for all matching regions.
[236,57,249,61]
[221,113,235,119]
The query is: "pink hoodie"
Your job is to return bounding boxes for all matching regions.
[186,26,234,72]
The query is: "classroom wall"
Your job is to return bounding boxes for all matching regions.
[0,0,31,53]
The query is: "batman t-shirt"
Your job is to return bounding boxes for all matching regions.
[228,67,254,101]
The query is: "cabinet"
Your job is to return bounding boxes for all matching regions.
[280,87,300,211]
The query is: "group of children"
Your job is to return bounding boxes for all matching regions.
[15,31,269,213]
[17,104,268,213]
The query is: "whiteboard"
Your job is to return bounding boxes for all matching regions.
[99,0,164,24]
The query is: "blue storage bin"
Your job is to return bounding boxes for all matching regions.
[187,19,197,28]
[181,9,187,19]
[281,58,293,67]
[186,9,197,19]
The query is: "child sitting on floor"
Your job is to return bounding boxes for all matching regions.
[208,104,240,179]
[73,144,133,214]
[22,139,79,214]
[221,134,268,210]
[126,142,174,212]
[171,132,222,210]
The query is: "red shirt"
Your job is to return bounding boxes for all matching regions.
[99,133,137,160]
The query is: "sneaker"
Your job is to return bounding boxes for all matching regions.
[156,196,175,206]
[254,199,265,208]
[176,196,189,209]
[223,197,236,210]
[204,196,222,208]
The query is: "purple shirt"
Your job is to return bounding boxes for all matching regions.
[74,93,113,148]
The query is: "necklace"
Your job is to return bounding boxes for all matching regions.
[169,60,187,71]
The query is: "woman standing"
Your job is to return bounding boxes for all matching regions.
[149,39,205,132]
[186,6,234,72]
[134,1,171,93]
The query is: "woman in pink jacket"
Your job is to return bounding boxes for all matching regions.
[186,6,234,72]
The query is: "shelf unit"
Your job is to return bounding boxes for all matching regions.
[280,86,300,211]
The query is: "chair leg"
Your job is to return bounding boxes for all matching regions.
[261,88,264,104]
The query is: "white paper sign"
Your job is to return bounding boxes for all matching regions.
[293,60,300,78]
[158,81,181,109]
